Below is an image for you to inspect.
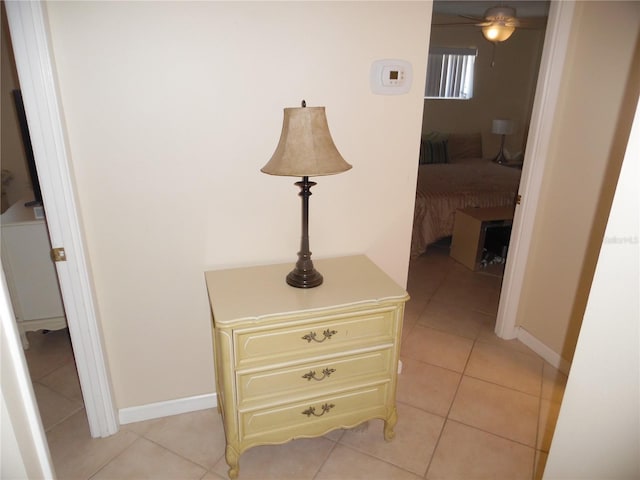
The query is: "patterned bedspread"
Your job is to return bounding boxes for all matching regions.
[411,158,521,257]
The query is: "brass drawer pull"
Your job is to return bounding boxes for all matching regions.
[302,403,335,417]
[302,368,336,381]
[302,329,337,343]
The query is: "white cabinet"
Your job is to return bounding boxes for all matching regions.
[1,200,66,348]
[205,255,408,479]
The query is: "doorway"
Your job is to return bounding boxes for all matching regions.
[415,1,548,297]
[418,1,579,357]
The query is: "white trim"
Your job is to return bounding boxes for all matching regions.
[495,1,577,339]
[516,327,572,375]
[1,271,55,479]
[119,394,218,425]
[5,1,118,437]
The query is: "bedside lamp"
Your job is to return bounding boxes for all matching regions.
[491,119,514,164]
[261,100,352,288]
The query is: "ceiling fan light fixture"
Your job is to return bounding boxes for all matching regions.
[484,6,517,21]
[482,23,515,42]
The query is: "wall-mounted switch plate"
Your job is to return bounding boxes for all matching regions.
[370,59,413,95]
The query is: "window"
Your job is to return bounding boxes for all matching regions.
[425,47,477,99]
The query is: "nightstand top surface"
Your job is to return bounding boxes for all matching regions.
[205,255,408,324]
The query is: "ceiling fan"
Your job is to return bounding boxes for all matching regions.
[433,3,548,43]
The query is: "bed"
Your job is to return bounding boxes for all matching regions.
[411,136,521,257]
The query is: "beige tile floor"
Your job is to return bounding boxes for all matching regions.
[25,245,567,479]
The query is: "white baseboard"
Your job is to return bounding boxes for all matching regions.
[119,393,217,425]
[516,327,571,375]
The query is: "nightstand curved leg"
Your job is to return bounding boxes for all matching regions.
[225,445,240,479]
[384,406,398,441]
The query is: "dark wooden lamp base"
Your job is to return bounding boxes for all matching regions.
[287,176,323,288]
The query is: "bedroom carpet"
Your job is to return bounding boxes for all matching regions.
[24,245,566,479]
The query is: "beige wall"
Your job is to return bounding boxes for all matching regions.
[543,88,639,480]
[423,14,545,157]
[516,1,640,363]
[44,1,431,408]
[1,4,32,210]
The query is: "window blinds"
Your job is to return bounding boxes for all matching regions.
[425,47,477,99]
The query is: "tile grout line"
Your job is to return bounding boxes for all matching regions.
[33,375,84,406]
[139,435,211,474]
[85,434,145,480]
[31,379,84,433]
[324,436,426,480]
[443,418,539,450]
[420,321,477,479]
[461,328,543,476]
[532,360,547,480]
[310,433,342,480]
[409,250,505,479]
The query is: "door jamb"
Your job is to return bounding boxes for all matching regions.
[5,0,118,438]
[495,0,576,339]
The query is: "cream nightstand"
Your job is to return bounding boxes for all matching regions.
[205,255,408,479]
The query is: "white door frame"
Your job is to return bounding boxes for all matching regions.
[1,270,55,478]
[495,0,576,339]
[5,1,118,438]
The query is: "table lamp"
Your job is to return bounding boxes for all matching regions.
[261,100,352,288]
[492,118,514,164]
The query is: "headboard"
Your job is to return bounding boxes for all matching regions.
[420,132,483,164]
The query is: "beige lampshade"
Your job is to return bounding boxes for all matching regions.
[262,106,352,177]
[492,118,514,135]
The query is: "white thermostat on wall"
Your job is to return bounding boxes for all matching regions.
[370,59,413,95]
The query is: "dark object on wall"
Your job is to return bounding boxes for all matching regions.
[12,89,42,206]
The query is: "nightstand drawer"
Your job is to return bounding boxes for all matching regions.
[240,383,390,442]
[237,348,393,407]
[234,307,397,367]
